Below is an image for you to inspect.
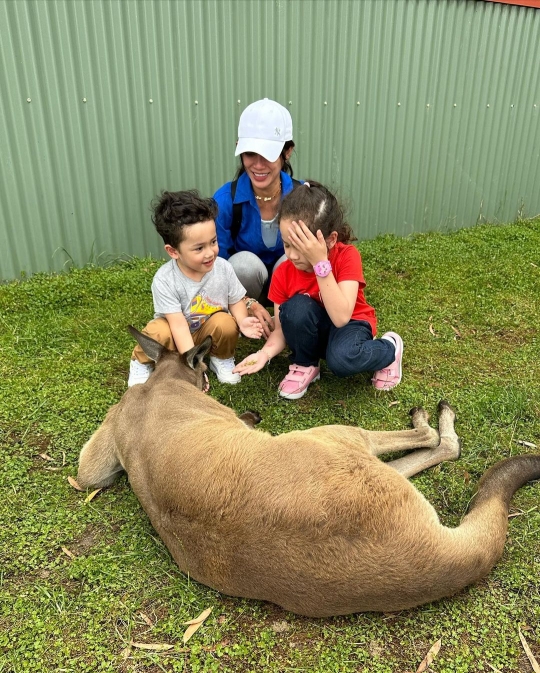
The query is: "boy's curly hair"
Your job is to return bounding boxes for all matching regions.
[279,180,356,243]
[152,190,218,249]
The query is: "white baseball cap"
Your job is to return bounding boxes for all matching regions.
[235,98,293,163]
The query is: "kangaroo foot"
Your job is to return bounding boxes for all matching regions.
[239,410,262,428]
[409,406,430,429]
[437,400,461,461]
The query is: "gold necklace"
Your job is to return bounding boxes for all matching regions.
[254,182,281,202]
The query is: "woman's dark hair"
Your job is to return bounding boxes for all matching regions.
[151,190,218,249]
[234,140,296,180]
[279,180,356,244]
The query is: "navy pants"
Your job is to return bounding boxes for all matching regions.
[279,294,395,378]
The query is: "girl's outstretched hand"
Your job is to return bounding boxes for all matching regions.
[233,349,269,375]
[288,220,328,266]
[239,316,265,339]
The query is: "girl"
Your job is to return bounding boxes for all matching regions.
[233,181,403,399]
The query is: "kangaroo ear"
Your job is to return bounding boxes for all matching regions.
[127,325,164,363]
[185,336,212,370]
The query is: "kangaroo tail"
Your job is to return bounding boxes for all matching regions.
[468,454,540,513]
[454,454,540,581]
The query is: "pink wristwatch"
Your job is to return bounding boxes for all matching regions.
[313,260,332,277]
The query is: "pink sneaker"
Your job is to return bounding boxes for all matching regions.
[372,332,404,391]
[279,364,320,400]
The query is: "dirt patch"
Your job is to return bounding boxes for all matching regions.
[71,524,101,554]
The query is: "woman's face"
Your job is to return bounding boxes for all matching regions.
[241,152,283,191]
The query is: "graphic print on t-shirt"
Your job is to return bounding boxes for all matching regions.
[188,293,223,331]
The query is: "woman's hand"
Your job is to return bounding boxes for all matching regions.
[250,302,275,338]
[288,220,328,266]
[233,349,270,375]
[239,316,264,339]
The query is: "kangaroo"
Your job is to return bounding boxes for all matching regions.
[76,327,540,617]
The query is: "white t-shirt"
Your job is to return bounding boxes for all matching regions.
[151,257,246,333]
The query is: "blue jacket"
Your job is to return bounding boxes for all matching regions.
[213,171,300,266]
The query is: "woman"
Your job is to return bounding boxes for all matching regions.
[213,98,302,336]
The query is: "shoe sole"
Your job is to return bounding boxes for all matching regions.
[279,373,320,400]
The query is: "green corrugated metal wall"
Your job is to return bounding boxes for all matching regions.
[1,0,539,280]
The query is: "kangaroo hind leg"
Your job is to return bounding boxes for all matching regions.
[367,406,440,457]
[386,401,461,478]
[77,419,124,489]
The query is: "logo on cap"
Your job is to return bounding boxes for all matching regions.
[275,127,281,137]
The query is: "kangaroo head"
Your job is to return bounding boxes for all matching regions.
[127,325,212,391]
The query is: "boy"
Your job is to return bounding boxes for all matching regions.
[128,190,263,386]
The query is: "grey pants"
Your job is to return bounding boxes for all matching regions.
[228,251,287,299]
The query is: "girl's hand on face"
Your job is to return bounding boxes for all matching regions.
[288,220,328,266]
[239,316,265,339]
[232,349,269,375]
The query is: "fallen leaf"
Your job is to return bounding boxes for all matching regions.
[130,641,174,652]
[514,439,537,449]
[508,509,525,519]
[450,325,462,338]
[389,400,400,407]
[84,488,102,503]
[182,606,213,626]
[61,546,76,559]
[416,638,442,673]
[182,607,212,644]
[487,664,503,673]
[67,476,84,491]
[39,453,53,461]
[428,318,437,337]
[44,467,62,471]
[271,620,290,633]
[139,612,154,627]
[368,641,383,657]
[519,628,540,673]
[120,645,132,659]
[463,471,471,484]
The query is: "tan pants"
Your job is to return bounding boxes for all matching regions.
[132,312,239,364]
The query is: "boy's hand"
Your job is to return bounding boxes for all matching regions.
[233,350,269,375]
[288,220,328,267]
[250,302,275,338]
[239,316,264,339]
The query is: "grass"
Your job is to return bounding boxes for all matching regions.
[0,219,539,672]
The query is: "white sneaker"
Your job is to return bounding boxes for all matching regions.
[209,356,241,384]
[128,359,154,387]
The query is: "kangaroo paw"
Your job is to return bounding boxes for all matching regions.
[239,410,262,428]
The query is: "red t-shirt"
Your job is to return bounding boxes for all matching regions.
[268,242,378,335]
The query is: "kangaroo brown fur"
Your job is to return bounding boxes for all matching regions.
[76,328,540,617]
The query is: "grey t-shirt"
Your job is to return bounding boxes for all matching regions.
[261,214,279,248]
[151,257,246,333]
